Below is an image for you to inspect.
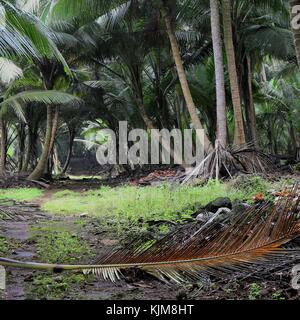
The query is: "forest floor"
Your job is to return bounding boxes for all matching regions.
[0,172,300,300]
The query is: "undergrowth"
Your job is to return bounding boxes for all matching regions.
[27,222,94,300]
[0,188,42,202]
[0,237,9,255]
[42,182,247,223]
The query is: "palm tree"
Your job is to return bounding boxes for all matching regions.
[210,0,227,147]
[0,0,77,179]
[290,0,300,66]
[221,0,246,146]
[162,5,211,152]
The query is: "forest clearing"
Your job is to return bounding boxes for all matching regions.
[1,0,300,303]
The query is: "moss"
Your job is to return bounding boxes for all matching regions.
[30,223,93,264]
[28,273,93,300]
[27,222,94,299]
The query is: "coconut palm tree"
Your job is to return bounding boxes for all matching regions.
[0,1,82,179]
[221,0,246,146]
[210,0,227,147]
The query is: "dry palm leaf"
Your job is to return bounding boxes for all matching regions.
[1,185,300,283]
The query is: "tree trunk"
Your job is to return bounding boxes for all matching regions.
[45,105,59,176]
[62,128,75,174]
[163,9,211,152]
[290,0,300,66]
[135,94,184,165]
[28,106,54,180]
[0,118,7,177]
[48,106,59,158]
[246,55,258,148]
[22,125,32,173]
[210,0,227,147]
[222,0,246,146]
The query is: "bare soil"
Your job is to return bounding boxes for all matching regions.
[1,178,300,300]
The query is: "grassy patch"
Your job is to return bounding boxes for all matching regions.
[0,188,43,202]
[27,222,94,300]
[0,237,9,255]
[30,223,93,264]
[228,175,271,200]
[42,182,246,222]
[27,273,91,300]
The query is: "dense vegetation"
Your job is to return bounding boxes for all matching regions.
[1,0,300,301]
[0,0,299,180]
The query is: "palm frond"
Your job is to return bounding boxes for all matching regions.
[17,0,41,13]
[1,1,71,73]
[51,0,127,23]
[1,187,300,284]
[96,1,131,31]
[0,90,82,120]
[0,57,23,84]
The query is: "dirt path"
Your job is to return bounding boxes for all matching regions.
[0,201,48,300]
[1,193,299,300]
[0,199,180,300]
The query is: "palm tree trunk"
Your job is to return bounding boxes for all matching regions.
[222,0,246,146]
[62,127,75,174]
[28,106,53,180]
[163,9,211,152]
[48,106,59,158]
[246,56,258,148]
[22,125,32,173]
[135,94,184,165]
[210,0,227,147]
[290,0,300,66]
[0,118,7,177]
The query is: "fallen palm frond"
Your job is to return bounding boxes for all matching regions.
[181,142,280,185]
[1,185,300,283]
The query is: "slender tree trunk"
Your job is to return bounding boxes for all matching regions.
[22,127,32,173]
[48,106,59,158]
[210,0,227,147]
[135,94,184,165]
[28,106,53,180]
[246,56,258,148]
[163,9,211,152]
[0,118,7,177]
[62,128,75,174]
[290,0,300,66]
[45,105,59,176]
[18,124,26,172]
[222,0,246,146]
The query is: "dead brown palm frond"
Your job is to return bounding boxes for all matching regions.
[1,185,300,283]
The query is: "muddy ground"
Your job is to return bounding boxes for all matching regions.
[0,177,300,300]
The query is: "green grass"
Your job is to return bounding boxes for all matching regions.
[0,237,9,255]
[248,283,262,300]
[28,273,88,300]
[0,188,43,202]
[30,223,93,264]
[42,182,247,222]
[27,222,94,300]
